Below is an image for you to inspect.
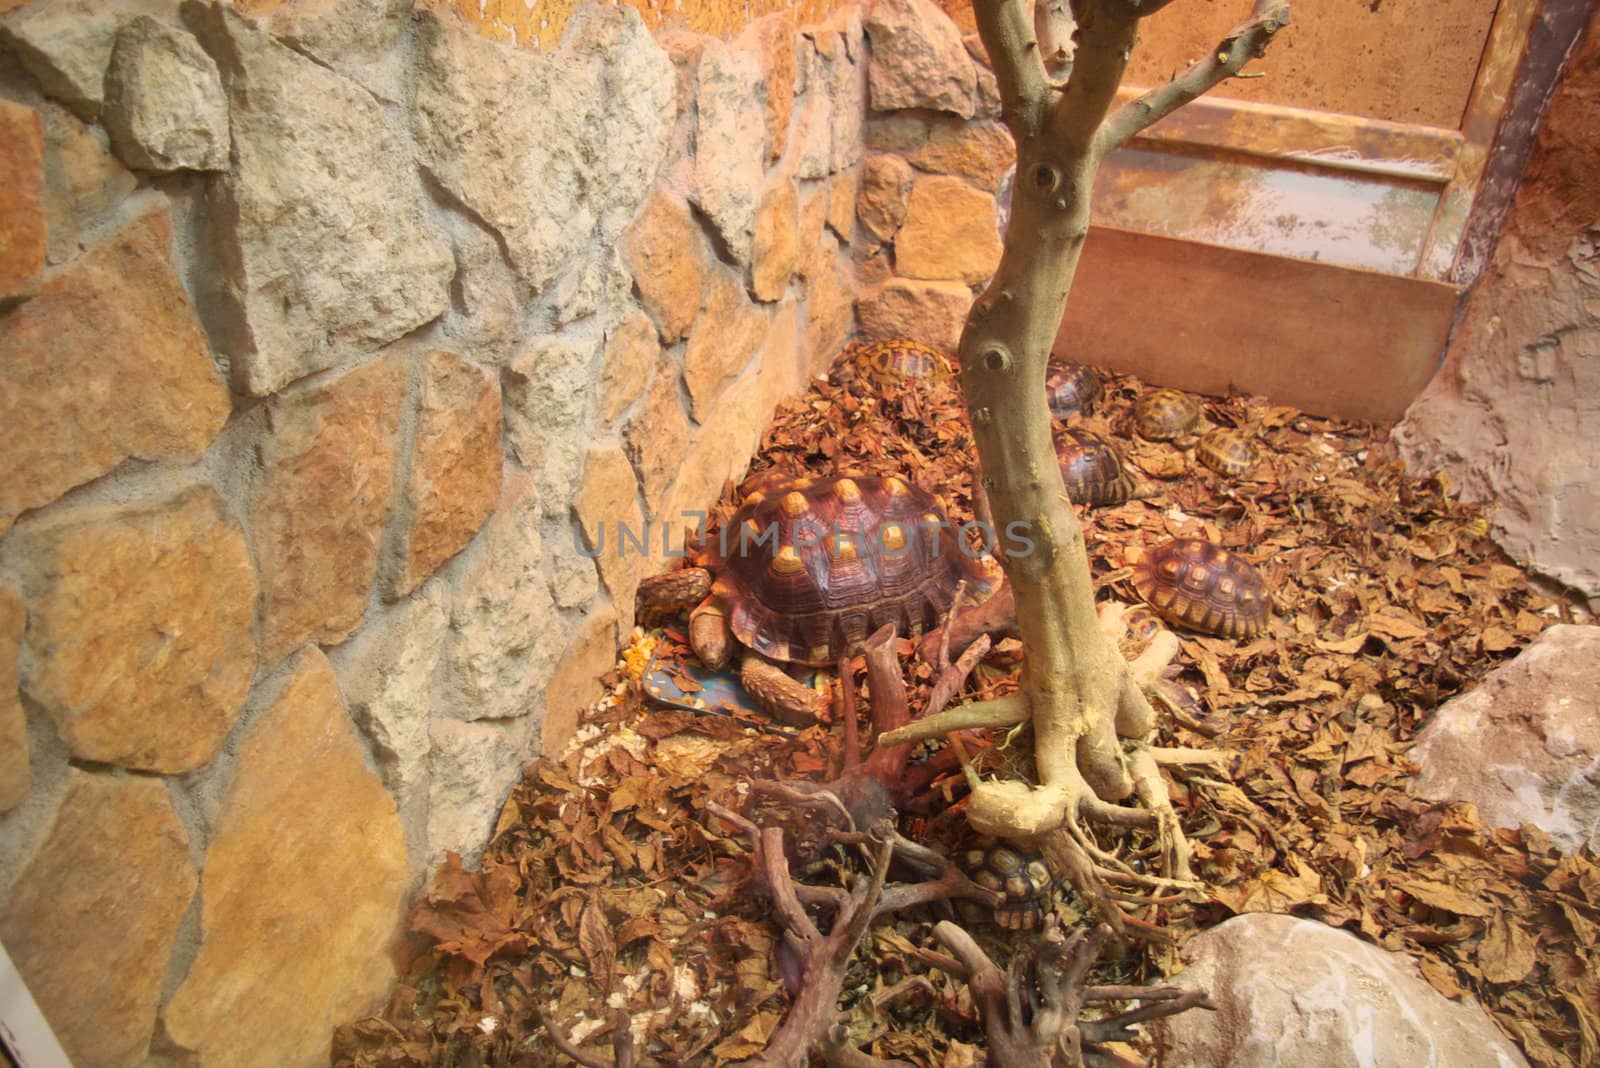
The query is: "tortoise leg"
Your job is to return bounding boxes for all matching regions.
[740,653,828,727]
[636,566,712,624]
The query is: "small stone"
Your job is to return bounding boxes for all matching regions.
[550,535,601,609]
[622,192,710,343]
[1412,624,1600,853]
[598,305,660,425]
[446,468,562,721]
[858,154,913,241]
[742,16,796,164]
[759,296,809,401]
[502,330,599,516]
[693,38,766,265]
[0,584,27,812]
[428,716,530,868]
[662,369,770,535]
[38,101,136,265]
[544,602,619,754]
[826,170,857,240]
[864,0,976,118]
[164,648,409,1068]
[864,113,929,153]
[575,446,646,634]
[0,206,230,535]
[0,0,119,120]
[441,222,524,365]
[0,772,196,1068]
[791,79,833,181]
[751,177,801,302]
[797,184,830,282]
[684,268,770,421]
[910,119,1015,191]
[394,351,502,598]
[895,175,1002,284]
[0,100,47,296]
[253,354,407,665]
[18,488,257,774]
[102,16,228,172]
[806,235,855,364]
[624,359,694,518]
[1152,914,1531,1068]
[857,277,973,352]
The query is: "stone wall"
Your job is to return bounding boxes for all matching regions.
[0,0,865,1063]
[1395,20,1600,607]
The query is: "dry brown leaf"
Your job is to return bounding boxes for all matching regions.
[1478,912,1539,984]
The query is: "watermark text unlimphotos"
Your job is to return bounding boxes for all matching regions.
[573,512,1037,561]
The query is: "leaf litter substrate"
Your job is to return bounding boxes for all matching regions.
[335,346,1597,1068]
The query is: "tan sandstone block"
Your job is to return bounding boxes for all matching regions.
[857,153,914,241]
[253,354,407,664]
[394,351,501,598]
[0,584,28,811]
[909,119,1015,191]
[598,306,661,425]
[0,99,47,296]
[575,445,646,633]
[622,192,709,343]
[797,184,829,282]
[0,206,229,535]
[744,16,796,164]
[543,600,620,754]
[751,177,800,303]
[857,276,974,352]
[895,175,1001,284]
[0,772,196,1068]
[624,359,692,518]
[164,648,409,1068]
[806,235,855,369]
[825,169,857,240]
[684,267,769,421]
[19,488,257,773]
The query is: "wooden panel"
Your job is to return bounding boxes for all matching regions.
[1055,227,1462,422]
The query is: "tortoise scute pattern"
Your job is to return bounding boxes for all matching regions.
[962,843,1055,930]
[712,475,992,667]
[1198,428,1261,476]
[1133,537,1270,639]
[1133,387,1202,441]
[858,338,947,388]
[1046,362,1101,419]
[1055,427,1138,507]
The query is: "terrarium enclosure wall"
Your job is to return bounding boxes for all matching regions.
[0,0,1592,1063]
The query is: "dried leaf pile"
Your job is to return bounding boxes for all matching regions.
[335,346,1596,1067]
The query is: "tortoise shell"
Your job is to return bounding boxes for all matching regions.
[961,843,1055,930]
[1046,363,1101,420]
[1132,538,1270,639]
[1133,388,1202,441]
[1056,427,1138,507]
[857,338,948,389]
[1197,428,1260,477]
[706,475,993,667]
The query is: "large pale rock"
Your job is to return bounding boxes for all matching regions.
[18,488,257,773]
[428,716,530,867]
[394,351,502,598]
[864,0,976,119]
[1412,624,1600,852]
[445,468,562,721]
[0,0,119,120]
[693,38,766,264]
[1152,914,1530,1068]
[624,360,693,517]
[544,600,619,754]
[743,16,796,164]
[910,119,1015,191]
[857,276,973,352]
[0,584,28,812]
[819,10,865,173]
[549,533,601,609]
[896,175,1002,283]
[622,192,710,343]
[575,445,647,634]
[412,6,674,296]
[252,354,407,664]
[192,3,453,395]
[0,100,46,296]
[165,648,409,1068]
[544,246,632,332]
[102,16,228,172]
[331,579,449,810]
[792,77,834,181]
[858,153,913,241]
[441,222,524,365]
[598,305,661,425]
[752,176,801,302]
[256,0,413,100]
[0,207,230,535]
[38,100,137,265]
[684,268,769,421]
[502,330,599,517]
[0,773,196,1068]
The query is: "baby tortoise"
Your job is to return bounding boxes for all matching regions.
[1132,387,1203,442]
[960,841,1057,930]
[1046,362,1101,420]
[1197,427,1261,477]
[637,473,994,725]
[1132,537,1270,639]
[1055,427,1147,507]
[856,338,949,389]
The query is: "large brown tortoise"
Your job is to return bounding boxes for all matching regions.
[638,473,995,725]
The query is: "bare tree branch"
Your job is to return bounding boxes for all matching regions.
[1098,0,1290,152]
[973,0,1052,135]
